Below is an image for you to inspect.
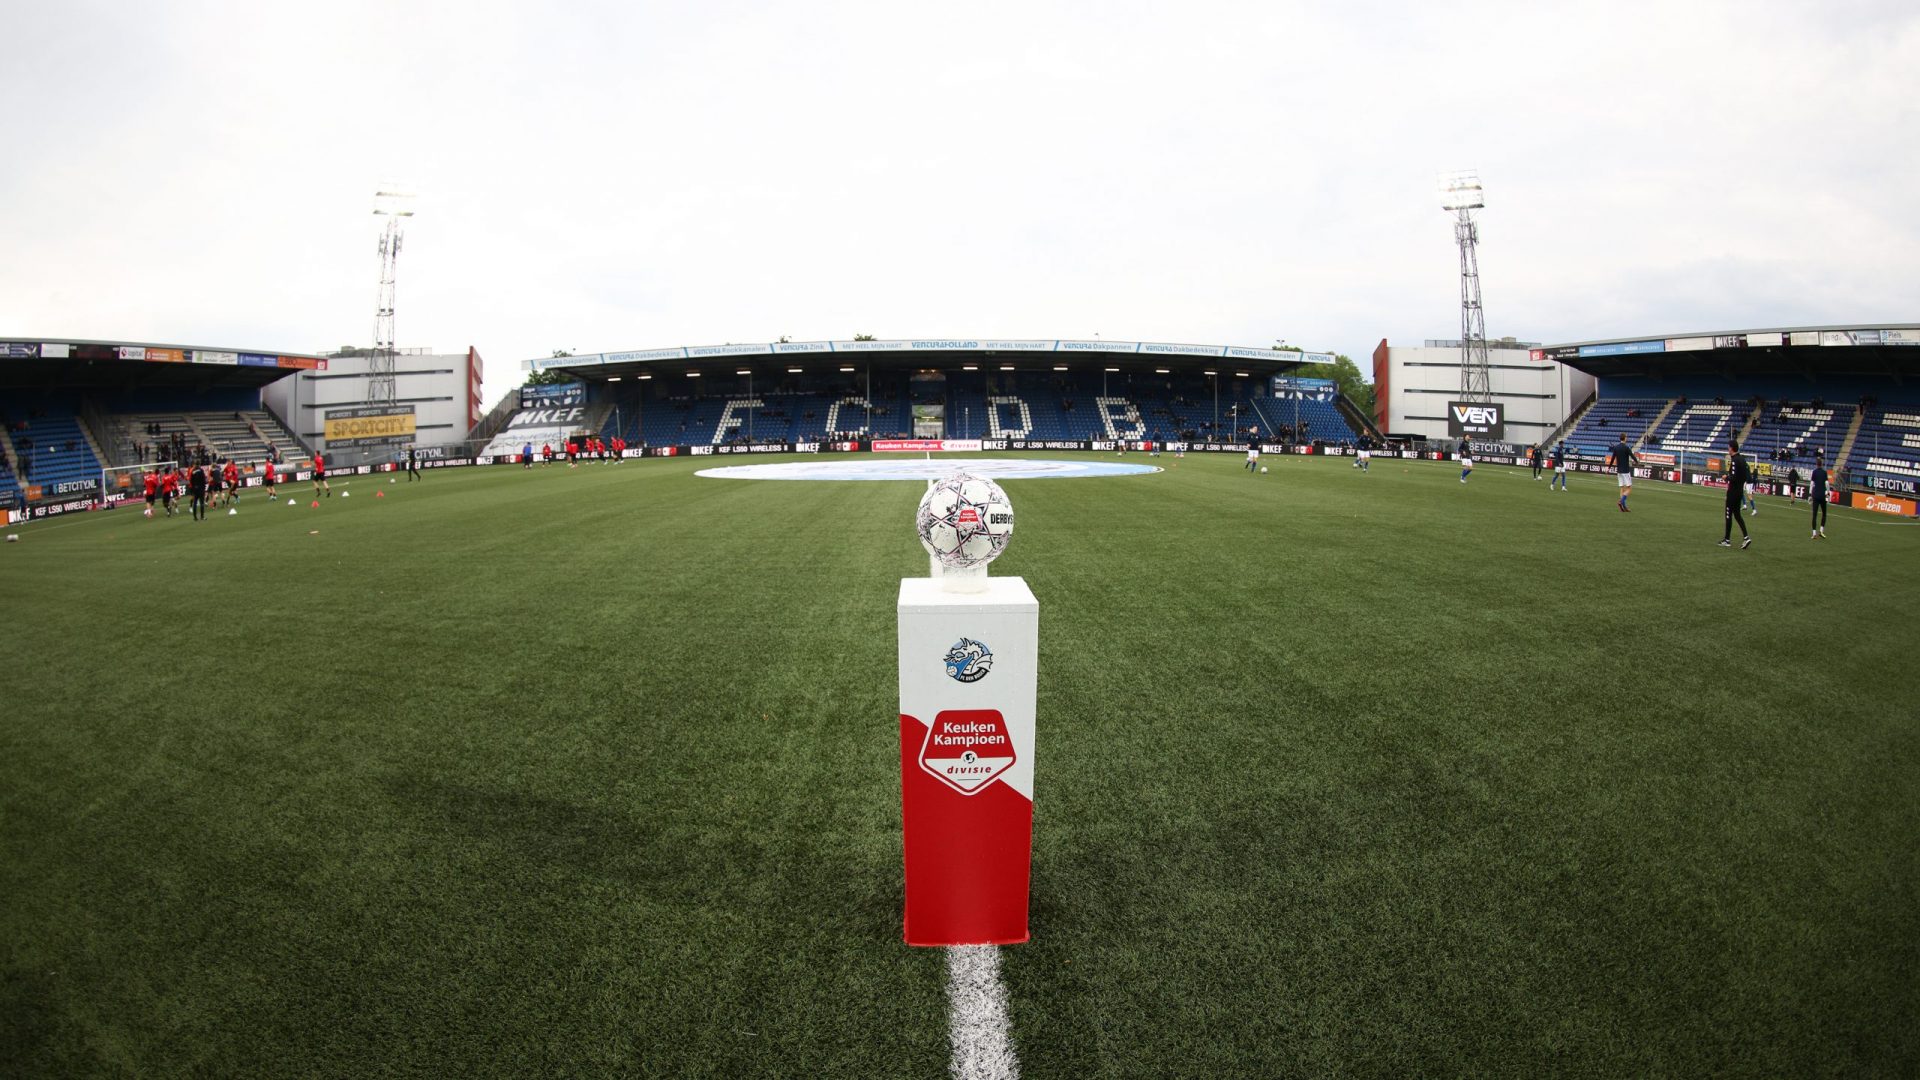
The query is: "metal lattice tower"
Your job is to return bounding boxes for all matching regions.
[1440,172,1491,403]
[369,189,415,408]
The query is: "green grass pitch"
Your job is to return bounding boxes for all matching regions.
[3,452,1915,1077]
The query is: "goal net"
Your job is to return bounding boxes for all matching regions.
[102,461,177,507]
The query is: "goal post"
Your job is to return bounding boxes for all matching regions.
[102,461,177,506]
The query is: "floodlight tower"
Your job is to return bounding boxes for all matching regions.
[1439,171,1491,403]
[369,188,416,408]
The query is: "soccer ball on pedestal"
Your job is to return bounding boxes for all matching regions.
[916,472,1014,569]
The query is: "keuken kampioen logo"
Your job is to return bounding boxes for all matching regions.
[916,709,1016,795]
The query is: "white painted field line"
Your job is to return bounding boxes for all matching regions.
[946,945,1020,1080]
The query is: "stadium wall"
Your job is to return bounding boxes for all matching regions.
[1378,343,1592,442]
[262,350,475,458]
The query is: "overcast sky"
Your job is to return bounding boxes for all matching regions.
[3,0,1915,407]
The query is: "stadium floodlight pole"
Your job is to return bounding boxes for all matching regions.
[369,187,416,412]
[1439,171,1492,404]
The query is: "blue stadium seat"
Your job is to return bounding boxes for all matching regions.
[1852,404,1920,488]
[3,410,102,494]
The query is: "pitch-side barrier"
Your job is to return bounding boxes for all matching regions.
[10,441,1911,523]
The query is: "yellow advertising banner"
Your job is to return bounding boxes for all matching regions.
[324,409,417,444]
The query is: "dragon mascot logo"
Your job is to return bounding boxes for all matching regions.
[943,638,994,683]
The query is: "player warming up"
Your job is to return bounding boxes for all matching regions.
[1720,437,1752,548]
[1810,452,1830,539]
[1457,438,1473,483]
[263,458,277,499]
[187,462,209,521]
[1550,441,1568,491]
[1530,443,1543,480]
[312,453,331,498]
[1607,436,1636,512]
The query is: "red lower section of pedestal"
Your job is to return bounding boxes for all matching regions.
[900,713,1033,946]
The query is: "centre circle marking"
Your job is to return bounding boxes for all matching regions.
[695,458,1163,481]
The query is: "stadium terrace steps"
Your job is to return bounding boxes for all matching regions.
[1565,399,1672,457]
[1542,390,1597,450]
[576,373,1361,449]
[3,409,102,493]
[1632,400,1679,452]
[123,414,202,464]
[1333,393,1384,440]
[1247,398,1278,439]
[1835,408,1866,472]
[1566,396,1867,473]
[578,400,615,443]
[622,390,913,447]
[0,429,20,505]
[1738,405,1853,468]
[119,411,300,467]
[1850,404,1920,485]
[245,411,307,462]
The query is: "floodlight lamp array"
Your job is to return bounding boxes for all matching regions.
[1437,171,1484,211]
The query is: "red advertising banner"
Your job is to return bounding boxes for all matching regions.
[872,439,983,452]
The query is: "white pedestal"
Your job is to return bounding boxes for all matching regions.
[897,575,1038,945]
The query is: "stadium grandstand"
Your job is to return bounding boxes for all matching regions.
[1536,325,1920,498]
[481,338,1377,459]
[0,339,325,516]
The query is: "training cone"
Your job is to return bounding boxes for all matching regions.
[228,508,237,516]
[343,492,350,499]
[376,491,384,498]
[311,500,319,508]
[287,498,295,506]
